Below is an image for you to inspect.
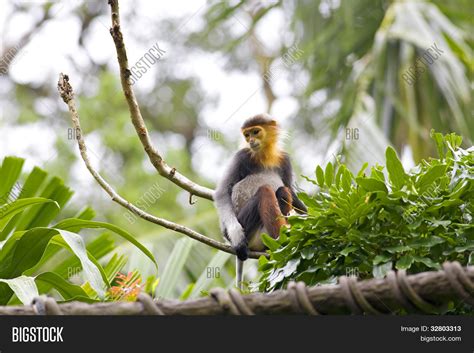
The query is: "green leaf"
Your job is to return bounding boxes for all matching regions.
[413,256,441,270]
[385,146,407,189]
[340,246,357,256]
[0,276,38,304]
[179,283,194,300]
[14,177,73,231]
[356,177,388,193]
[261,233,280,252]
[386,245,412,254]
[155,238,194,299]
[0,228,58,279]
[301,247,315,260]
[357,162,369,177]
[53,219,157,270]
[373,254,391,265]
[35,272,93,302]
[50,230,106,297]
[188,251,231,299]
[325,162,334,187]
[340,169,352,192]
[430,130,445,158]
[396,255,414,270]
[0,166,48,239]
[282,259,300,277]
[0,198,58,233]
[417,165,447,193]
[372,262,392,278]
[0,156,24,198]
[104,253,128,284]
[316,166,325,187]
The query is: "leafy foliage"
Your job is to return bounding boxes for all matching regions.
[257,132,473,292]
[0,156,157,305]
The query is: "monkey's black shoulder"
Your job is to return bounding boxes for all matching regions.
[233,148,262,178]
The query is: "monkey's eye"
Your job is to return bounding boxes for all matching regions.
[252,129,259,135]
[244,132,250,138]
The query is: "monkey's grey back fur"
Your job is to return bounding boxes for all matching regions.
[231,170,284,212]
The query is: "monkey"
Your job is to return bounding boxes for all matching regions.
[214,114,307,289]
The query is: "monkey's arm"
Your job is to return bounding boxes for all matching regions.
[280,154,307,214]
[214,151,248,257]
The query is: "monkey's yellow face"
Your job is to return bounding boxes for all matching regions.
[242,126,266,151]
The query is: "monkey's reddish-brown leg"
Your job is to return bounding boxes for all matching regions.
[258,185,287,239]
[276,186,293,215]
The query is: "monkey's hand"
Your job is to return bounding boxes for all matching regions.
[227,221,248,261]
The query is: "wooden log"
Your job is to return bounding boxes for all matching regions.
[0,266,472,315]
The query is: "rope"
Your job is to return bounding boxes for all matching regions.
[287,281,319,315]
[386,270,418,312]
[18,262,473,316]
[396,269,446,314]
[228,288,254,315]
[137,293,164,315]
[210,288,241,315]
[338,276,381,314]
[442,262,474,306]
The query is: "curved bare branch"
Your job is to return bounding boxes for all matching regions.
[107,0,214,201]
[57,73,266,259]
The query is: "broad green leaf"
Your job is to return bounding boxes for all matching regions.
[430,130,445,158]
[155,238,194,299]
[144,276,160,297]
[0,228,58,278]
[261,233,280,252]
[356,177,388,193]
[0,156,24,198]
[386,245,412,254]
[282,259,300,277]
[35,272,93,302]
[385,147,407,189]
[417,165,447,193]
[325,162,334,187]
[373,254,391,265]
[14,177,73,231]
[0,276,38,304]
[413,256,441,270]
[316,166,325,187]
[0,167,48,240]
[396,255,414,270]
[188,251,231,299]
[104,253,128,284]
[75,207,96,221]
[0,198,58,234]
[341,169,352,192]
[179,283,195,300]
[340,246,357,256]
[357,162,369,177]
[53,219,157,270]
[50,231,106,297]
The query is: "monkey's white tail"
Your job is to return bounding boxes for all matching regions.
[236,257,244,290]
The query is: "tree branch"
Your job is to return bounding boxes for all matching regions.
[2,263,473,314]
[57,73,266,259]
[107,0,213,201]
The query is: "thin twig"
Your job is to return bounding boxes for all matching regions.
[107,0,213,201]
[57,73,266,259]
